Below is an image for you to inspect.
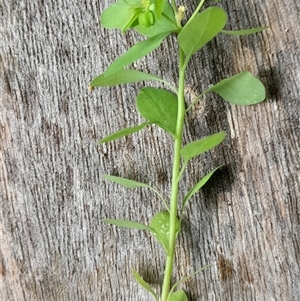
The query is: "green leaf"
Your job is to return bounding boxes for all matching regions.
[136,88,178,138]
[150,211,180,254]
[101,174,169,211]
[181,131,226,163]
[101,174,149,188]
[181,167,220,215]
[222,26,268,36]
[102,219,153,231]
[136,2,178,37]
[99,122,150,143]
[100,0,140,32]
[90,69,163,87]
[178,7,227,56]
[154,0,165,19]
[168,290,188,301]
[132,269,158,301]
[104,33,170,77]
[206,71,266,105]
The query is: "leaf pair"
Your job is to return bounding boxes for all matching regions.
[101,175,179,253]
[178,7,266,59]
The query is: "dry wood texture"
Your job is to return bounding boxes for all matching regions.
[1,0,299,300]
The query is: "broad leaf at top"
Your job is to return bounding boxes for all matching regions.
[136,88,178,138]
[206,71,266,105]
[90,69,162,87]
[104,32,170,77]
[181,131,226,163]
[178,7,227,56]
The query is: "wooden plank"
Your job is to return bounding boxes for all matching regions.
[1,0,299,300]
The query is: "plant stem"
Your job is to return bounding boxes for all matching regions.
[160,47,187,301]
[185,0,206,27]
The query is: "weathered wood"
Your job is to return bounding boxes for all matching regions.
[1,0,299,300]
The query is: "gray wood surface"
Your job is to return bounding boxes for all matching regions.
[1,0,299,300]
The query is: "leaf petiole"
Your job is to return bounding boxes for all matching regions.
[184,0,206,27]
[186,92,205,112]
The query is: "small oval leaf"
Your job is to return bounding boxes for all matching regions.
[150,211,180,253]
[178,7,227,56]
[136,88,178,137]
[168,290,188,301]
[181,131,226,163]
[206,71,266,105]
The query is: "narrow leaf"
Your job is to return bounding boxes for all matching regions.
[181,131,226,163]
[206,71,266,105]
[136,88,178,138]
[90,69,162,87]
[150,211,181,254]
[102,219,153,231]
[178,7,227,56]
[102,174,169,211]
[99,122,150,143]
[101,174,149,188]
[222,26,268,36]
[132,269,158,301]
[182,167,220,214]
[168,290,188,301]
[104,32,170,77]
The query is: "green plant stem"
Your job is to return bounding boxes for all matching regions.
[185,0,206,27]
[160,47,187,301]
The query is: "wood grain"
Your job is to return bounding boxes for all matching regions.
[1,0,299,300]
